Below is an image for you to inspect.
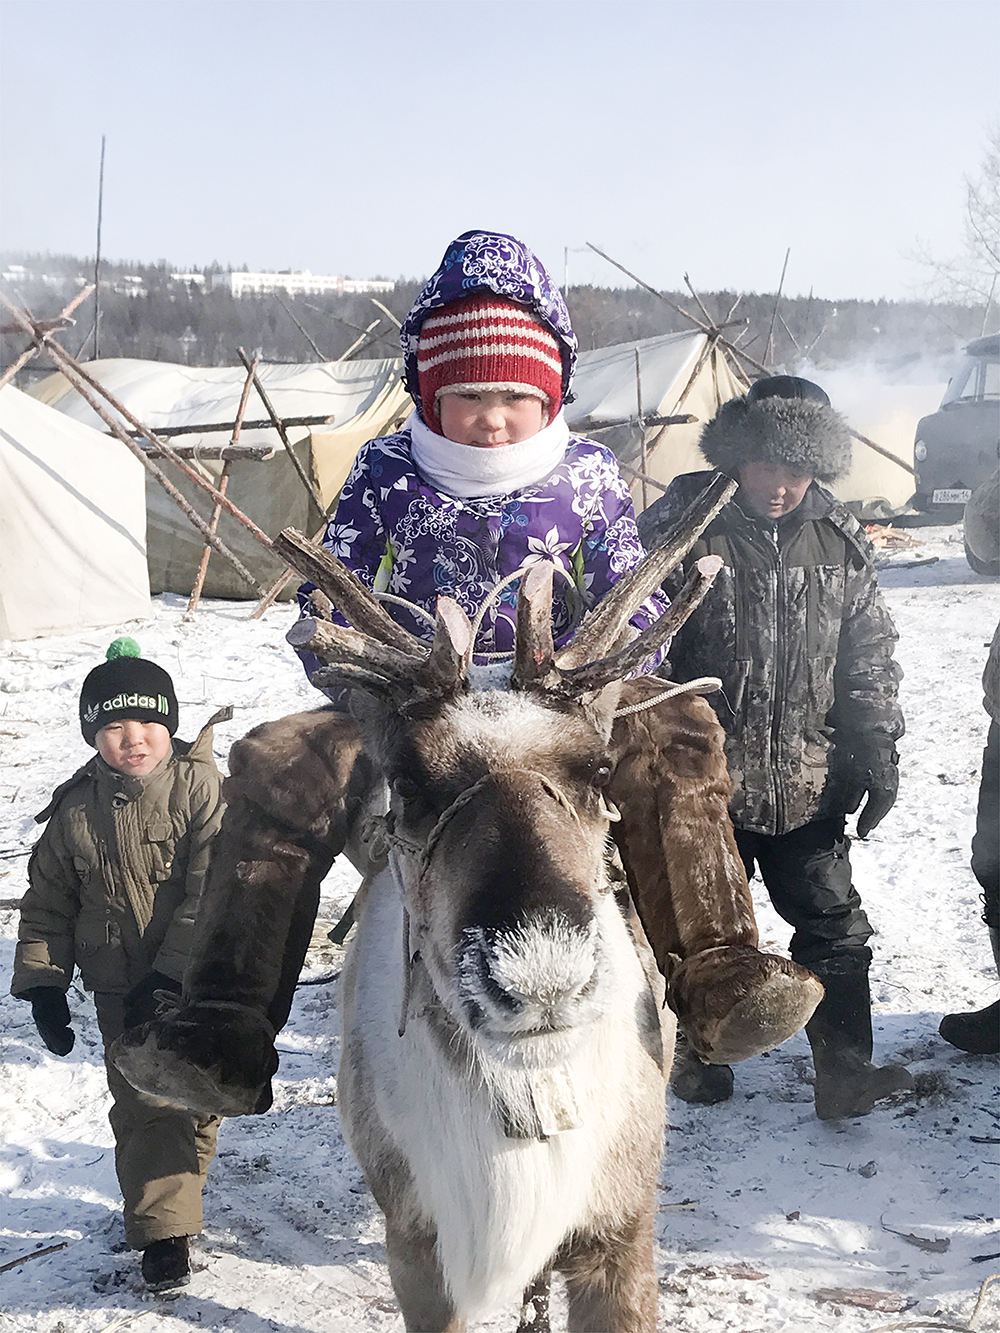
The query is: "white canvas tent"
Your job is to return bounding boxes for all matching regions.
[0,385,150,640]
[30,336,748,603]
[567,330,750,511]
[31,358,411,599]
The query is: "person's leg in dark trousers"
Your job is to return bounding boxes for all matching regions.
[940,718,1000,1053]
[739,817,912,1119]
[95,994,220,1283]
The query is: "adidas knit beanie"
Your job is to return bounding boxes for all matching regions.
[417,293,565,434]
[79,638,178,746]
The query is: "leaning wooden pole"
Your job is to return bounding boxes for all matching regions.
[763,247,790,368]
[0,298,263,588]
[0,285,95,391]
[237,346,326,522]
[3,307,277,549]
[185,353,260,616]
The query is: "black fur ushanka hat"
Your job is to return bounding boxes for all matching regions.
[699,376,854,483]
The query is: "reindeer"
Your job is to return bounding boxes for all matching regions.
[281,493,734,1333]
[113,477,821,1331]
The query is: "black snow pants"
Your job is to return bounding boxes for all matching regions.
[734,816,873,969]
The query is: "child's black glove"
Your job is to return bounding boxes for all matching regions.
[851,749,900,839]
[20,987,75,1056]
[123,971,182,1030]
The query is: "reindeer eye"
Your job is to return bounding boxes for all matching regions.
[392,775,420,801]
[591,763,613,790]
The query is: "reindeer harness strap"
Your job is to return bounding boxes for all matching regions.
[612,675,724,719]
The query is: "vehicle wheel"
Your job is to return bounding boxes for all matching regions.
[965,541,1000,577]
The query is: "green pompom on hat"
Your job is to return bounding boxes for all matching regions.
[105,636,142,660]
[79,639,178,746]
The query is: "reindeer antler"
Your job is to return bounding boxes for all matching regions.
[273,529,428,658]
[555,473,735,671]
[512,562,557,690]
[282,473,735,706]
[287,598,474,703]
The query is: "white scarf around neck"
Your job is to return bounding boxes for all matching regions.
[408,410,570,499]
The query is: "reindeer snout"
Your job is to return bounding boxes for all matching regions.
[456,915,606,1039]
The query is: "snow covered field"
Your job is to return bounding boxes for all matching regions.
[0,524,997,1333]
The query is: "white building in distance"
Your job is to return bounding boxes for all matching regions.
[210,270,394,298]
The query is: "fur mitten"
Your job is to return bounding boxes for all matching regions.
[609,681,822,1061]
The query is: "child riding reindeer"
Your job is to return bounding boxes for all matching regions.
[113,231,822,1118]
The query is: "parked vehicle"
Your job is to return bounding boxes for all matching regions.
[911,334,999,523]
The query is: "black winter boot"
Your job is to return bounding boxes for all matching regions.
[939,927,1000,1055]
[142,1236,190,1290]
[669,1034,735,1104]
[805,953,913,1121]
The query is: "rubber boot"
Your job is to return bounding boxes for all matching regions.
[939,927,1000,1055]
[805,953,913,1120]
[669,1034,734,1105]
[112,710,366,1116]
[609,682,823,1064]
[142,1236,190,1290]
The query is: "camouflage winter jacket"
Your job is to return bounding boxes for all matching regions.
[638,472,904,837]
[11,710,229,998]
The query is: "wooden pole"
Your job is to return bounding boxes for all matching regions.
[119,414,332,439]
[185,353,259,616]
[850,430,917,477]
[682,272,717,329]
[370,298,402,329]
[336,318,381,362]
[634,347,648,512]
[93,135,105,360]
[0,285,95,391]
[586,242,712,334]
[28,327,276,547]
[46,352,259,585]
[764,248,790,368]
[0,342,42,390]
[236,346,326,522]
[616,458,670,495]
[273,292,328,361]
[0,297,266,585]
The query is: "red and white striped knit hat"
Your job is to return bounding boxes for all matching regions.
[416,293,565,433]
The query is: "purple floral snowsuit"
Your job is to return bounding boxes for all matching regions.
[299,426,667,668]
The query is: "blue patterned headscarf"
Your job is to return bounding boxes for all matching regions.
[400,230,578,419]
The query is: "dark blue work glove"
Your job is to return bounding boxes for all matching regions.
[123,971,182,1030]
[20,986,75,1056]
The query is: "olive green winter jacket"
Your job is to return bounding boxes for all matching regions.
[639,473,903,838]
[11,709,230,998]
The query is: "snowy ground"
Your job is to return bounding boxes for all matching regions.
[1,524,997,1333]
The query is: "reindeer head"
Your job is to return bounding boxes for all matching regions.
[280,476,731,1066]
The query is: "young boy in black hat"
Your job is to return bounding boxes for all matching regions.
[11,638,230,1289]
[639,376,913,1120]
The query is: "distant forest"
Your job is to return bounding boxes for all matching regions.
[1,250,993,386]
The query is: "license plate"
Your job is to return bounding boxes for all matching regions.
[932,488,972,504]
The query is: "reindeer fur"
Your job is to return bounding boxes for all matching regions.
[338,688,671,1330]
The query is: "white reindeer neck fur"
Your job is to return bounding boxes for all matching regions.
[341,869,661,1319]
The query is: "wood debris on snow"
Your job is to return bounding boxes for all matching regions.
[812,1286,911,1312]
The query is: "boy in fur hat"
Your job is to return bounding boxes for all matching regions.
[639,376,912,1119]
[111,235,823,1121]
[10,639,230,1290]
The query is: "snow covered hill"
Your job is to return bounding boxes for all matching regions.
[1,524,997,1332]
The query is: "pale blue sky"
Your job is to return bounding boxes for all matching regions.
[1,0,996,300]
